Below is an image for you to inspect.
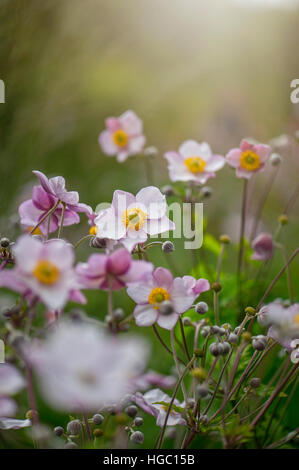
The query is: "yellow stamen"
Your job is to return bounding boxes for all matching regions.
[33,260,60,285]
[148,287,169,309]
[240,150,261,171]
[293,314,299,325]
[89,225,98,236]
[27,226,43,236]
[112,129,128,148]
[185,156,206,174]
[122,207,147,231]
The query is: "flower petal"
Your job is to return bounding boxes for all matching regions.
[144,215,175,236]
[119,110,143,136]
[157,312,179,330]
[136,186,166,219]
[134,304,158,327]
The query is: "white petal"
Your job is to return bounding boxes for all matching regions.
[134,304,158,327]
[144,215,175,236]
[157,313,179,330]
[136,187,166,219]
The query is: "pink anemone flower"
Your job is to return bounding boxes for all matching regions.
[127,267,210,330]
[226,139,271,179]
[0,235,81,310]
[133,389,186,427]
[95,187,175,252]
[251,232,274,261]
[19,185,83,236]
[164,140,225,184]
[99,110,146,162]
[76,248,153,291]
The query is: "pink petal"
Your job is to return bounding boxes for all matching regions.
[119,110,143,136]
[13,235,42,272]
[0,397,17,417]
[127,281,153,304]
[153,267,174,290]
[205,154,225,172]
[0,418,32,430]
[144,215,175,236]
[99,130,118,155]
[33,170,53,194]
[68,289,87,304]
[121,260,153,284]
[235,167,252,179]
[107,248,131,275]
[226,149,241,168]
[32,185,56,211]
[95,207,126,240]
[170,278,195,313]
[254,144,271,162]
[19,200,43,228]
[179,140,210,159]
[112,190,136,216]
[117,150,130,162]
[134,304,158,327]
[157,312,179,330]
[105,117,121,131]
[240,139,253,152]
[128,135,146,154]
[136,187,166,219]
[192,278,210,295]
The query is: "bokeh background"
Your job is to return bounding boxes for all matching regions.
[0,0,298,448]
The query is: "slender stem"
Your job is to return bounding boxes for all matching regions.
[74,234,93,250]
[152,325,186,366]
[179,317,191,361]
[82,412,93,442]
[266,428,299,449]
[157,356,195,449]
[213,291,220,325]
[171,328,187,402]
[256,247,299,311]
[216,244,225,283]
[275,243,294,303]
[57,202,66,239]
[30,199,60,234]
[250,364,298,428]
[237,179,248,282]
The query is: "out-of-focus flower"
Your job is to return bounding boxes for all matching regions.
[0,235,80,310]
[133,389,186,427]
[131,371,176,391]
[226,139,271,179]
[257,301,299,350]
[164,140,225,184]
[95,187,175,252]
[19,185,83,236]
[99,110,146,162]
[0,364,26,419]
[76,248,153,291]
[33,170,92,215]
[127,267,210,330]
[0,418,32,430]
[251,233,274,261]
[28,322,148,412]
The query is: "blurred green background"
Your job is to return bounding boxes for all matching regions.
[0,0,298,448]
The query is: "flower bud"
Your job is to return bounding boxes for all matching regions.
[199,414,209,424]
[252,335,267,351]
[191,367,207,380]
[279,214,288,225]
[182,316,192,326]
[201,326,210,337]
[159,300,174,316]
[201,186,212,198]
[162,241,174,253]
[245,306,256,316]
[67,420,82,435]
[92,414,104,425]
[64,442,78,449]
[210,325,220,335]
[209,342,221,356]
[125,405,138,418]
[195,302,208,315]
[219,234,231,244]
[113,308,124,321]
[130,431,144,445]
[161,185,174,197]
[26,409,37,421]
[270,153,282,166]
[194,348,204,358]
[241,332,252,343]
[93,428,103,437]
[144,146,158,158]
[221,342,231,355]
[134,417,143,427]
[218,327,226,336]
[228,333,238,344]
[197,384,209,399]
[185,398,195,409]
[91,237,107,249]
[0,237,10,248]
[211,282,222,293]
[249,378,261,388]
[54,426,64,437]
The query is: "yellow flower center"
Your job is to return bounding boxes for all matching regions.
[89,225,98,236]
[148,287,170,309]
[112,129,128,148]
[293,314,299,326]
[240,150,261,171]
[184,156,206,174]
[33,260,60,285]
[27,226,43,236]
[122,207,147,231]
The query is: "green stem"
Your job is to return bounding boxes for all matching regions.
[57,202,66,239]
[30,199,60,234]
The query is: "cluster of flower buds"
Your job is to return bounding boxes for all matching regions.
[123,404,144,445]
[209,341,231,356]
